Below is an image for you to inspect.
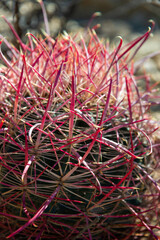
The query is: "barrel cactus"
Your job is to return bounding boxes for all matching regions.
[0,13,160,240]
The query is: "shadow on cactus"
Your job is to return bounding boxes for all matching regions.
[0,12,160,240]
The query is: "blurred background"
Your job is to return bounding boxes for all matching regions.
[0,0,160,40]
[0,0,160,117]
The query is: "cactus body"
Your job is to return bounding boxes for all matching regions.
[0,21,159,239]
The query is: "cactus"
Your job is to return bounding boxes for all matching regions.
[0,13,160,240]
